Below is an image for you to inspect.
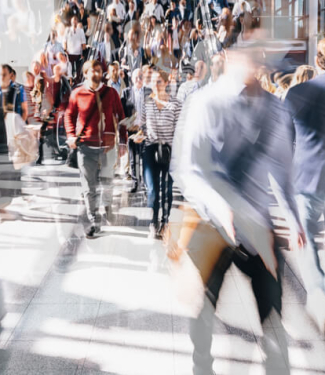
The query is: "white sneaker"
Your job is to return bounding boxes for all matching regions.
[148,223,157,239]
[306,288,325,334]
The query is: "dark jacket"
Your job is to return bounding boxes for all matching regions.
[286,74,325,196]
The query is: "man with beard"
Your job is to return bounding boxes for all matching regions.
[65,60,126,238]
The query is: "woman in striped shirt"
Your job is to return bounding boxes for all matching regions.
[139,68,182,238]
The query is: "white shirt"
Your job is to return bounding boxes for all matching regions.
[64,27,86,55]
[133,86,143,125]
[144,2,164,22]
[107,1,126,20]
[105,42,112,63]
[232,1,251,17]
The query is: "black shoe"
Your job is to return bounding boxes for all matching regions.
[129,182,138,193]
[85,225,100,239]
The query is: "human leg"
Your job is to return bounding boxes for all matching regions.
[77,144,102,229]
[143,145,160,225]
[295,193,325,294]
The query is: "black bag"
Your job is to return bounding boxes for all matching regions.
[66,147,79,168]
[155,142,171,166]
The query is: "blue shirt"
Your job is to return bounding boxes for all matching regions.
[111,78,121,95]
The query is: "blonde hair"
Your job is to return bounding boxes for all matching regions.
[256,67,275,94]
[291,65,317,87]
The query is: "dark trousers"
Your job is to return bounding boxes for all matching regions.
[128,135,141,183]
[190,245,282,375]
[68,54,83,83]
[143,144,173,224]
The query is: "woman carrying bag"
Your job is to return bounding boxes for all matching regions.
[135,68,182,239]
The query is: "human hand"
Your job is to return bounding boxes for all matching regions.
[289,229,306,251]
[67,136,78,149]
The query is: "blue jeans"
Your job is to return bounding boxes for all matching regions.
[296,194,325,294]
[143,144,173,224]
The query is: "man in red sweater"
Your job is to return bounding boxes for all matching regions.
[65,60,125,238]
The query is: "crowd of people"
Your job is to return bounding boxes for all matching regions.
[1,0,325,373]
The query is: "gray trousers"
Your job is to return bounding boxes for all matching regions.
[77,144,105,225]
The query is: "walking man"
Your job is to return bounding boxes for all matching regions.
[65,60,125,238]
[286,38,325,333]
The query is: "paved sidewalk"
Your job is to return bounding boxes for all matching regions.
[0,156,325,375]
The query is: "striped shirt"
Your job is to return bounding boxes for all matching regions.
[141,96,182,146]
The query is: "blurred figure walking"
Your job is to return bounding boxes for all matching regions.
[286,39,325,334]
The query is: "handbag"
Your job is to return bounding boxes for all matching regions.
[5,112,39,170]
[155,142,171,166]
[66,146,79,168]
[163,205,233,316]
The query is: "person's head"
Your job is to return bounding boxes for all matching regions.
[152,68,169,96]
[105,22,113,36]
[150,15,157,27]
[170,0,176,10]
[104,24,111,42]
[53,64,62,78]
[180,0,186,6]
[142,64,153,85]
[31,61,41,76]
[79,2,85,12]
[194,60,207,81]
[132,68,143,89]
[316,38,325,73]
[39,52,48,66]
[210,53,224,81]
[129,0,135,11]
[291,65,317,87]
[277,74,293,91]
[255,67,275,93]
[11,69,17,82]
[50,29,58,43]
[57,52,67,63]
[35,77,45,93]
[221,7,232,32]
[83,60,103,84]
[23,71,35,87]
[0,64,13,88]
[71,15,79,28]
[225,42,265,86]
[109,62,119,82]
[64,2,70,10]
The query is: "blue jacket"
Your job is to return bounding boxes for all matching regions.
[0,81,26,117]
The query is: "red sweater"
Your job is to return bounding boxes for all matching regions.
[64,84,126,147]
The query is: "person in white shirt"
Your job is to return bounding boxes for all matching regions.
[177,60,207,103]
[208,52,224,84]
[57,52,73,84]
[232,0,251,17]
[144,0,165,23]
[107,0,126,21]
[44,29,64,71]
[63,15,86,83]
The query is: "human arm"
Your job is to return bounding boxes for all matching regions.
[20,87,28,121]
[64,90,79,148]
[170,92,236,244]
